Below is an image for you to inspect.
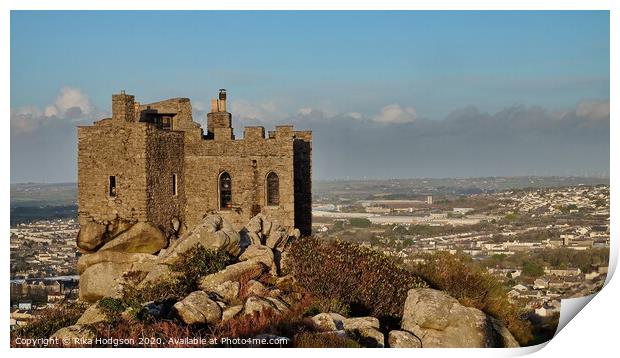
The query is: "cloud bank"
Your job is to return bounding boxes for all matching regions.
[11,87,106,183]
[11,88,609,182]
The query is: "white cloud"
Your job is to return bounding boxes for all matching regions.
[11,87,100,134]
[297,107,313,116]
[11,107,45,134]
[44,87,93,119]
[346,112,363,120]
[373,104,417,124]
[230,99,283,121]
[576,99,609,120]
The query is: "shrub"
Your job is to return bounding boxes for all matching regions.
[522,261,545,277]
[97,297,127,323]
[10,302,87,343]
[303,297,351,318]
[409,251,533,345]
[349,218,371,228]
[294,332,361,348]
[286,236,427,320]
[212,292,316,346]
[122,244,235,308]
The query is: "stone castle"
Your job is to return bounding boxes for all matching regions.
[77,89,312,240]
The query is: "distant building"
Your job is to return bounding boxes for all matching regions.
[453,208,474,215]
[18,302,32,310]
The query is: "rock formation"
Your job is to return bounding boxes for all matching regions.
[399,288,519,348]
[57,215,522,348]
[76,213,297,303]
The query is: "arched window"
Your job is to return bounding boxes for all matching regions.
[266,172,279,206]
[219,172,232,209]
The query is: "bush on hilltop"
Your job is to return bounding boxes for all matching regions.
[286,236,428,320]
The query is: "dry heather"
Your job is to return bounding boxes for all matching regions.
[286,236,428,319]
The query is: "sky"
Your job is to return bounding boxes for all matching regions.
[10,11,610,182]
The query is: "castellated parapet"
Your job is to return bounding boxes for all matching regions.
[77,90,312,237]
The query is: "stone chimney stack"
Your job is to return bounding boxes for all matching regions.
[218,89,227,112]
[206,88,232,140]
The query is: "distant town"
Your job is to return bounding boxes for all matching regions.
[9,177,610,329]
[312,178,609,324]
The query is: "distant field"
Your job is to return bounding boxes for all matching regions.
[314,176,610,201]
[10,182,77,208]
[10,183,77,225]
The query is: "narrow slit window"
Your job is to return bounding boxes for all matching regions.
[109,176,117,197]
[172,174,178,196]
[219,172,232,209]
[266,172,279,206]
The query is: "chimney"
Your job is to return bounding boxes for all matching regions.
[218,89,227,112]
[206,88,232,139]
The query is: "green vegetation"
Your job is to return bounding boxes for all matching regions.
[349,218,371,228]
[482,247,609,274]
[287,236,428,320]
[407,222,493,237]
[409,252,533,345]
[303,297,351,317]
[97,297,127,323]
[122,245,235,310]
[522,262,545,277]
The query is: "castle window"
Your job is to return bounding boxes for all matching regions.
[162,116,172,130]
[266,172,279,206]
[172,174,178,196]
[109,176,117,197]
[219,172,232,209]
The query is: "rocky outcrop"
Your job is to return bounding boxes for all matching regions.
[76,304,108,325]
[239,244,274,267]
[77,221,107,252]
[388,330,422,348]
[162,215,242,261]
[173,291,222,325]
[400,288,519,348]
[206,280,240,303]
[245,280,268,297]
[51,325,96,345]
[222,305,243,321]
[342,316,384,347]
[242,296,280,316]
[199,260,267,292]
[98,222,167,254]
[77,213,300,303]
[77,251,158,274]
[79,262,129,302]
[311,313,338,331]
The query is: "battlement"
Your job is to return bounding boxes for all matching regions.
[244,126,265,140]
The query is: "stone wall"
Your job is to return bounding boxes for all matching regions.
[145,126,185,234]
[183,126,296,231]
[77,122,149,225]
[293,131,312,236]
